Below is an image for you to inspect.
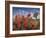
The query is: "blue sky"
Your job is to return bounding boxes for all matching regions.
[13,7,40,16]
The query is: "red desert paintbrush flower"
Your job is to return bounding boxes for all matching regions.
[24,18,28,28]
[17,19,21,29]
[16,16,21,29]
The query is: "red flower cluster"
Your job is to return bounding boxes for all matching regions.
[24,18,28,28]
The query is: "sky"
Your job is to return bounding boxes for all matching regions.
[13,7,40,16]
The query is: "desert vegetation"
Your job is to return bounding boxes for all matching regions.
[13,13,40,30]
